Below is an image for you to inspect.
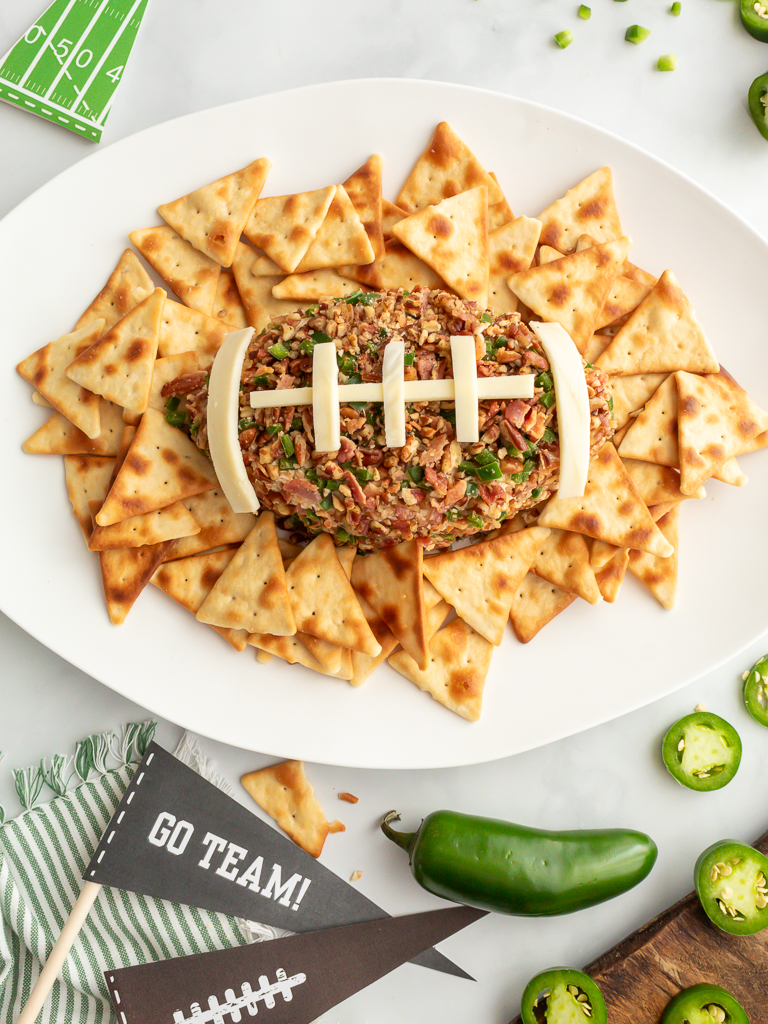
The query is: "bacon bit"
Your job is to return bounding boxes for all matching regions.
[522,349,548,370]
[425,466,449,494]
[444,479,467,507]
[160,372,207,397]
[479,482,506,504]
[282,479,320,504]
[338,792,359,804]
[275,373,295,390]
[338,436,358,462]
[416,351,437,379]
[504,400,529,429]
[342,470,370,508]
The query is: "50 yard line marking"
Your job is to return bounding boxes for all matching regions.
[0,0,149,141]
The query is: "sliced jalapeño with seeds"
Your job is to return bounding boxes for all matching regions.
[520,968,607,1024]
[695,839,768,936]
[742,653,768,726]
[661,712,741,791]
[661,984,749,1024]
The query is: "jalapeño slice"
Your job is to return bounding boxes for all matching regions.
[740,0,768,42]
[695,839,768,936]
[520,968,607,1024]
[661,984,749,1024]
[748,73,768,141]
[661,712,741,791]
[742,653,768,726]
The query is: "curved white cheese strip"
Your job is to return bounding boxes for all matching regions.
[207,327,260,513]
[382,341,405,447]
[312,342,340,452]
[529,321,590,499]
[450,335,479,442]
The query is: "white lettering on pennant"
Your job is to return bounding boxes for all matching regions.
[166,820,194,856]
[198,831,227,869]
[147,811,175,848]
[215,842,248,881]
[234,855,264,892]
[147,812,194,855]
[261,864,305,907]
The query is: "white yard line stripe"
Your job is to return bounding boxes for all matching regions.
[18,0,79,90]
[45,0,112,100]
[79,0,144,118]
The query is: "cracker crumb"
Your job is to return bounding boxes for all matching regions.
[339,792,359,804]
[329,820,346,833]
[350,870,363,882]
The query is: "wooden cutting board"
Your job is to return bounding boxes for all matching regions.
[510,828,767,1023]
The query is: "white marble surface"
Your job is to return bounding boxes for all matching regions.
[2,1,768,1022]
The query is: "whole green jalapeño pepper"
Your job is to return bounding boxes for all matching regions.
[380,810,657,916]
[695,839,768,936]
[748,74,768,141]
[521,968,607,1024]
[742,652,768,724]
[661,712,741,791]
[741,0,768,42]
[661,984,749,1024]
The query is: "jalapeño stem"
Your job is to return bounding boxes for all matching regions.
[381,811,419,855]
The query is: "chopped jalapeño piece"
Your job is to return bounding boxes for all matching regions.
[670,1,681,13]
[625,25,650,44]
[657,53,677,70]
[661,712,741,791]
[578,5,591,19]
[554,29,573,48]
[521,968,607,1024]
[268,341,291,360]
[694,840,768,936]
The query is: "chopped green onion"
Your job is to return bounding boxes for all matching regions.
[442,408,456,426]
[670,1,681,13]
[320,494,334,511]
[344,290,378,306]
[540,391,556,409]
[268,342,291,360]
[252,374,270,388]
[303,510,320,524]
[657,53,677,70]
[337,353,355,375]
[541,427,558,445]
[480,312,493,323]
[459,460,478,476]
[407,465,425,484]
[467,512,484,529]
[266,424,281,436]
[607,395,614,413]
[531,487,542,500]
[324,479,340,491]
[535,371,553,391]
[346,373,363,385]
[625,24,650,44]
[578,4,591,18]
[465,480,479,498]
[356,467,372,484]
[445,508,461,522]
[164,396,187,428]
[305,468,319,483]
[336,528,354,543]
[278,458,297,471]
[303,304,319,316]
[238,417,254,433]
[511,460,536,484]
[476,462,503,482]
[404,352,415,366]
[379,327,388,338]
[350,401,367,412]
[280,434,295,458]
[554,29,573,48]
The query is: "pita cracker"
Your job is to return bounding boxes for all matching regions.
[96,407,218,526]
[347,595,400,688]
[537,442,674,557]
[297,546,356,676]
[583,333,613,365]
[342,154,385,261]
[31,392,52,407]
[231,243,307,331]
[66,288,165,414]
[168,488,257,559]
[272,269,366,301]
[487,171,515,231]
[422,527,549,645]
[488,216,542,314]
[157,298,230,365]
[589,537,620,572]
[740,428,768,457]
[617,374,679,467]
[158,157,272,267]
[537,167,623,253]
[628,504,679,610]
[381,199,408,239]
[243,185,336,273]
[247,631,326,670]
[388,618,492,722]
[130,226,221,314]
[294,185,375,272]
[212,270,248,329]
[530,528,602,605]
[351,538,428,669]
[23,399,124,456]
[595,274,654,331]
[90,499,199,551]
[74,249,153,332]
[714,456,747,487]
[537,245,563,266]
[340,239,444,292]
[151,550,249,651]
[64,455,116,542]
[98,538,176,625]
[609,373,668,430]
[396,122,503,213]
[251,254,286,276]
[594,546,630,603]
[621,457,703,505]
[509,574,576,643]
[241,760,329,859]
[596,270,720,376]
[507,237,631,354]
[287,534,380,656]
[17,321,104,439]
[123,350,198,427]
[676,369,768,495]
[391,186,489,305]
[196,511,296,635]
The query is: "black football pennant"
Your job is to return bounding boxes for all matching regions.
[85,743,470,978]
[105,904,486,1024]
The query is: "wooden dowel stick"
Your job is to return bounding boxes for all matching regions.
[16,881,102,1024]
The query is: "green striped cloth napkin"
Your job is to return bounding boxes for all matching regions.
[0,725,249,1024]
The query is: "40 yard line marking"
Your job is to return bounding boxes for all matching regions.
[0,0,149,142]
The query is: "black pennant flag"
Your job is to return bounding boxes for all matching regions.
[105,904,486,1024]
[84,743,470,978]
